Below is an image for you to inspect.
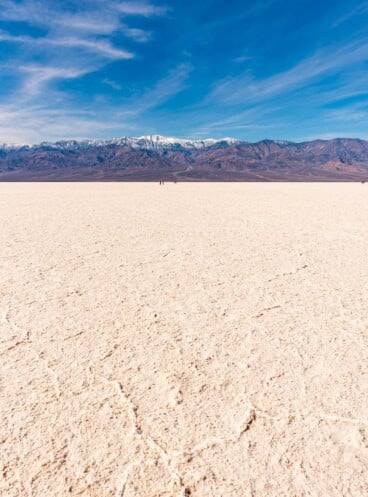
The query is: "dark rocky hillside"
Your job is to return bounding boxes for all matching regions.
[1,137,368,181]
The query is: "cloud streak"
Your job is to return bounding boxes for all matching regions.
[181,32,368,140]
[208,37,368,106]
[0,31,134,59]
[1,1,368,143]
[0,0,172,142]
[0,62,192,143]
[116,1,167,16]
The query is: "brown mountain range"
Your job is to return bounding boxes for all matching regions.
[1,137,368,181]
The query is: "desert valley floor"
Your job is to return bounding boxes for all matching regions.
[0,183,367,497]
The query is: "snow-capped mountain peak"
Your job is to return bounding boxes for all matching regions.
[1,135,240,151]
[131,135,239,149]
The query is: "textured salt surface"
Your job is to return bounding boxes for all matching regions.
[0,183,367,496]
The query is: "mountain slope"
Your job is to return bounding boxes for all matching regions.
[1,136,368,181]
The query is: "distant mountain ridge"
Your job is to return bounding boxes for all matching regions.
[0,135,239,151]
[1,135,368,181]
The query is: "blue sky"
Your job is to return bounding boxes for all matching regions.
[1,0,368,143]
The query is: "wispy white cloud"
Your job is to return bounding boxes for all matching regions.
[182,34,368,140]
[121,25,152,42]
[3,1,366,144]
[18,65,93,96]
[0,104,131,144]
[103,79,123,91]
[0,62,191,143]
[132,63,192,112]
[0,0,166,25]
[116,1,167,16]
[53,38,134,59]
[209,37,368,106]
[0,0,169,141]
[232,55,252,64]
[0,31,134,59]
[300,131,368,141]
[54,16,119,35]
[332,2,368,27]
[0,0,166,70]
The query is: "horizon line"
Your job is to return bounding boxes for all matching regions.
[1,134,368,148]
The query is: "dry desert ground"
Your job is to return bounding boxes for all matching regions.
[0,182,367,497]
